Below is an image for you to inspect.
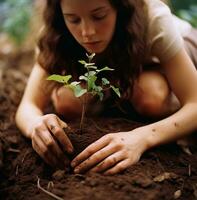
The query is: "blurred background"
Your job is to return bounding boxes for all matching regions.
[0,0,196,53]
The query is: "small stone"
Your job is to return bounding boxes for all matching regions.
[52,170,65,181]
[88,179,98,187]
[153,172,178,183]
[74,174,86,180]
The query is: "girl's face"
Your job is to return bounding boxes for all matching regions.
[60,0,117,54]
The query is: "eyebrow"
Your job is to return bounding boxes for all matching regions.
[63,6,107,16]
[91,6,107,13]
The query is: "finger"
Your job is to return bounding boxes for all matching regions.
[73,144,118,173]
[32,138,58,167]
[34,123,65,161]
[39,129,65,161]
[103,159,131,175]
[46,118,73,154]
[58,118,73,139]
[71,135,111,168]
[58,118,68,129]
[90,151,124,173]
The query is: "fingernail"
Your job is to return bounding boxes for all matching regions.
[68,147,74,154]
[74,168,79,174]
[71,161,76,168]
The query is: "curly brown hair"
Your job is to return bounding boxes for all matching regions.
[37,0,147,96]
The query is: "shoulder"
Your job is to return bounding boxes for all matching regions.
[144,0,171,18]
[144,0,173,33]
[144,0,191,35]
[144,0,184,63]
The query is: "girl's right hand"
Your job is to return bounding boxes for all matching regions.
[29,114,74,168]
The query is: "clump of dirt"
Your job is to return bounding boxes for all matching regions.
[0,48,197,200]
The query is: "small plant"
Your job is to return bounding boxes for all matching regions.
[47,53,121,131]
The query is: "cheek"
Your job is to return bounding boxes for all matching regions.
[101,18,116,37]
[66,24,81,38]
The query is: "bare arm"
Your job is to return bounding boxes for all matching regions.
[143,47,197,148]
[15,63,53,137]
[15,63,74,167]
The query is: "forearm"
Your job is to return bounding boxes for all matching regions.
[138,103,197,149]
[15,102,43,138]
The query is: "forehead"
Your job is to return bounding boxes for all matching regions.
[60,0,112,12]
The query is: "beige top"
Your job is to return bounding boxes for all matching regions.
[145,0,192,64]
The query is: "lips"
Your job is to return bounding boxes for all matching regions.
[83,41,102,50]
[82,41,104,53]
[84,41,101,45]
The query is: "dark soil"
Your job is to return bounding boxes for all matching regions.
[0,49,197,200]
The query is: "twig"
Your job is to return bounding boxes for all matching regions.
[37,177,64,200]
[47,181,54,190]
[7,148,20,153]
[188,164,191,177]
[155,157,165,173]
[15,165,19,176]
[21,150,29,164]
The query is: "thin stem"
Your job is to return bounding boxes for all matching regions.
[80,95,87,132]
[79,54,93,132]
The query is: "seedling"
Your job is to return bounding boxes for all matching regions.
[47,53,121,131]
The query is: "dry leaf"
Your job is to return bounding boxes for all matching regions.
[174,190,181,199]
[153,172,178,182]
[177,139,192,155]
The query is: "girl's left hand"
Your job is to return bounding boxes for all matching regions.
[71,128,148,175]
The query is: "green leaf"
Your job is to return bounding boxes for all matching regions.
[69,84,87,97]
[96,66,114,73]
[85,71,96,77]
[97,92,104,101]
[102,78,110,85]
[94,86,103,93]
[79,60,96,69]
[85,63,96,66]
[84,63,96,69]
[70,81,81,86]
[86,65,97,70]
[75,88,87,97]
[78,60,87,65]
[88,75,97,91]
[86,53,96,61]
[92,85,103,100]
[47,74,72,84]
[111,85,121,97]
[79,75,88,81]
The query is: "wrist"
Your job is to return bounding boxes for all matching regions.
[26,115,42,139]
[132,126,155,151]
[127,127,150,153]
[139,125,161,150]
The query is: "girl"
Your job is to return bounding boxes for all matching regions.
[16,0,197,175]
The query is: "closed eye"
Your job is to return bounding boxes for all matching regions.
[64,15,81,24]
[92,10,108,21]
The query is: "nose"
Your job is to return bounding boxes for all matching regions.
[81,20,96,38]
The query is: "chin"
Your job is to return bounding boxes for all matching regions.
[86,47,105,54]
